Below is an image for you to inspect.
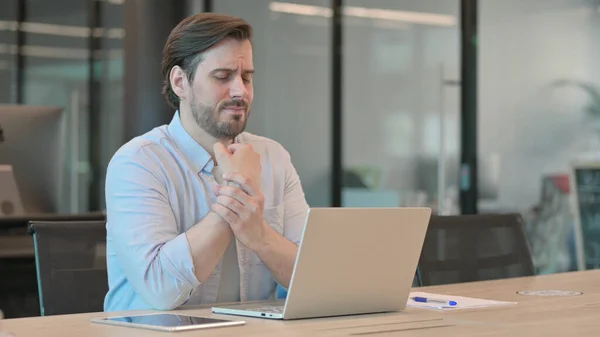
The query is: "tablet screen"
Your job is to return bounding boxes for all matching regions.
[104,314,235,328]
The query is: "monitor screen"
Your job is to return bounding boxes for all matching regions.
[0,104,65,214]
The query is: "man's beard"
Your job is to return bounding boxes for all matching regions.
[190,94,249,139]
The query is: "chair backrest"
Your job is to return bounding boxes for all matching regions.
[28,220,107,316]
[417,213,535,286]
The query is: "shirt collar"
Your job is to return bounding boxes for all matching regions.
[167,111,214,174]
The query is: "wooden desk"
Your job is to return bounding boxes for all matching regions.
[2,270,599,337]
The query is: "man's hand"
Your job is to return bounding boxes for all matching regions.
[213,143,261,185]
[212,142,268,251]
[211,173,272,251]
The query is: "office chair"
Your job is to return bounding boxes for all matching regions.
[0,212,106,317]
[0,256,40,318]
[417,213,535,286]
[28,220,107,316]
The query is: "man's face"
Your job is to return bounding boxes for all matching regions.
[186,37,254,139]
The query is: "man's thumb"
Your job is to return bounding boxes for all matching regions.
[213,143,232,167]
[213,142,230,158]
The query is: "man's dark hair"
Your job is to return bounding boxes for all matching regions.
[161,13,253,110]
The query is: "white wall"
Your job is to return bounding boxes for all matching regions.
[479,0,600,212]
[342,0,460,209]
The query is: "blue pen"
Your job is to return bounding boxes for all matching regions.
[412,296,458,306]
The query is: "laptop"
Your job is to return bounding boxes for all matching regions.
[211,207,431,320]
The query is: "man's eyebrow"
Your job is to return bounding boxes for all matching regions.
[210,68,255,74]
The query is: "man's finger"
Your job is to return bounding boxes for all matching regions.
[223,172,259,196]
[216,195,245,216]
[218,185,252,206]
[211,203,239,225]
[228,143,252,153]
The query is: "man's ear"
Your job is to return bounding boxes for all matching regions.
[169,65,188,101]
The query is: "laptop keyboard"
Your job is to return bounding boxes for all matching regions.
[246,306,284,314]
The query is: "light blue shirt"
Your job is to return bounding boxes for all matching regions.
[103,112,309,312]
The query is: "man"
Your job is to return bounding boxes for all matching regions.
[103,12,309,312]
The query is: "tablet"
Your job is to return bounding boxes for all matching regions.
[91,313,246,332]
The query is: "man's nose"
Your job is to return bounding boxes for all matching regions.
[229,75,248,98]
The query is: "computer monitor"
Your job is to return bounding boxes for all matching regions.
[0,104,65,215]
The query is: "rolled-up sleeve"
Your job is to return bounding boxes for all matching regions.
[275,149,309,297]
[105,147,201,310]
[281,150,309,246]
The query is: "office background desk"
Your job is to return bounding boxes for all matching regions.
[0,212,106,231]
[2,270,599,337]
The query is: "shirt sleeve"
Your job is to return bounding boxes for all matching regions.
[280,149,309,246]
[274,148,309,297]
[105,146,201,310]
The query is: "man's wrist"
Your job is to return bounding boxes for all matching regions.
[252,221,278,254]
[207,210,233,231]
